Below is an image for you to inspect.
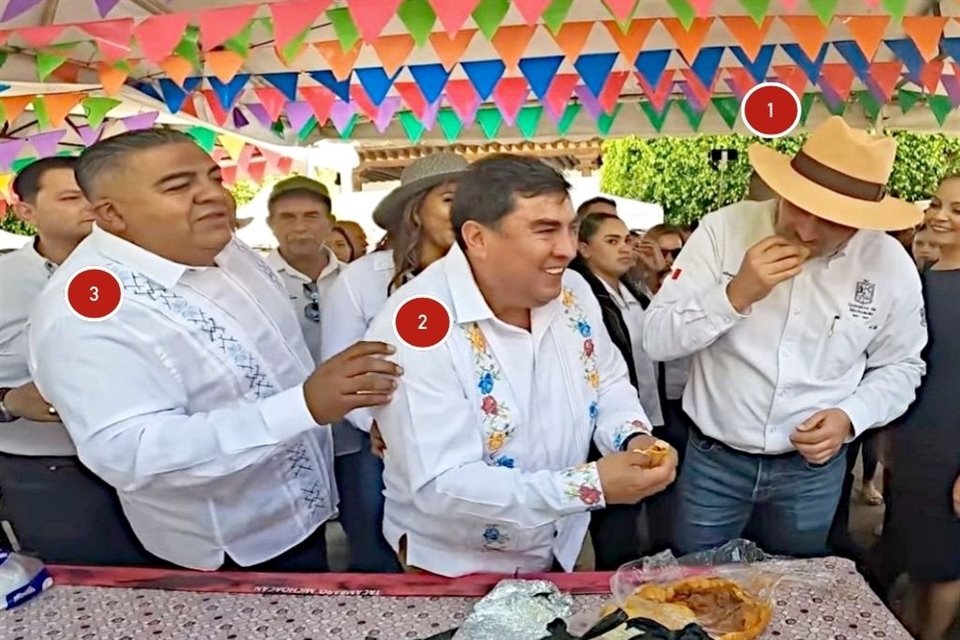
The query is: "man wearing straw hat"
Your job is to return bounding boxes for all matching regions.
[643,116,927,557]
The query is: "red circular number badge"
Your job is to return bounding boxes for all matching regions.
[741,82,802,138]
[65,267,124,321]
[393,295,452,350]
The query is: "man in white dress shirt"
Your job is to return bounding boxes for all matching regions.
[643,117,927,557]
[366,155,678,577]
[0,157,152,565]
[28,130,401,571]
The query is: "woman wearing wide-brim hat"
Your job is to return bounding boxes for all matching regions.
[317,151,468,573]
[642,116,927,561]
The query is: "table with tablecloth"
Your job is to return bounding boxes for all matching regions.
[0,557,908,640]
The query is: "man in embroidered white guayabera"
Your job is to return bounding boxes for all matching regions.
[27,130,402,572]
[366,155,678,578]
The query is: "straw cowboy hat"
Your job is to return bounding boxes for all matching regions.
[749,116,922,232]
[372,152,468,232]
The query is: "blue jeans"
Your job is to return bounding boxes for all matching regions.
[673,429,847,558]
[333,431,402,573]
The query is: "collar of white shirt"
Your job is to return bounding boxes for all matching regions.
[266,246,341,284]
[87,224,202,289]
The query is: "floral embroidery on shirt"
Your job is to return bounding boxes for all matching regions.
[559,463,604,511]
[462,323,515,461]
[482,525,509,550]
[560,287,601,390]
[612,420,648,451]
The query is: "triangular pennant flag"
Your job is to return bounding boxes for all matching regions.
[462,59,506,100]
[429,30,477,71]
[373,96,402,133]
[781,43,829,84]
[371,34,415,76]
[351,83,379,121]
[10,158,39,174]
[258,148,283,173]
[206,50,246,84]
[78,18,133,63]
[730,44,775,83]
[635,69,676,113]
[81,96,121,128]
[515,0,552,25]
[598,71,629,113]
[666,0,696,30]
[218,134,246,161]
[870,60,903,100]
[927,95,953,126]
[854,89,882,120]
[355,67,400,105]
[232,108,249,129]
[209,74,250,110]
[395,82,429,118]
[133,81,163,103]
[736,0,771,26]
[159,56,194,88]
[942,37,960,64]
[516,105,542,139]
[897,88,921,114]
[574,53,619,97]
[556,103,581,135]
[807,0,839,26]
[596,102,622,134]
[677,99,705,130]
[542,0,575,35]
[0,139,27,172]
[398,0,436,46]
[842,15,890,61]
[575,84,605,120]
[309,69,352,101]
[158,77,201,114]
[430,0,479,37]
[220,165,237,186]
[313,41,362,82]
[261,73,299,101]
[1,0,42,22]
[399,111,426,142]
[688,46,724,90]
[246,102,274,127]
[409,63,451,103]
[444,79,482,123]
[346,0,402,44]
[493,77,529,126]
[285,101,315,132]
[721,16,773,61]
[834,40,871,82]
[330,100,357,135]
[725,67,756,100]
[639,100,673,132]
[820,63,856,100]
[421,100,442,131]
[476,107,503,138]
[552,22,594,63]
[881,0,908,21]
[472,0,511,40]
[202,90,230,126]
[328,7,361,51]
[31,96,52,130]
[920,60,945,94]
[27,130,66,158]
[884,39,925,84]
[774,64,809,98]
[77,124,104,147]
[187,126,217,153]
[603,0,639,23]
[41,93,82,128]
[134,13,191,65]
[121,111,158,132]
[437,108,463,141]
[902,16,948,62]
[780,16,829,61]
[712,96,739,128]
[544,73,578,119]
[270,0,331,50]
[602,19,655,66]
[799,92,817,125]
[245,160,268,183]
[491,25,537,70]
[17,25,64,49]
[174,26,202,69]
[941,73,960,108]
[677,79,707,113]
[36,52,67,82]
[254,87,286,122]
[662,17,714,64]
[519,56,564,100]
[198,4,257,52]
[634,49,672,87]
[98,63,128,96]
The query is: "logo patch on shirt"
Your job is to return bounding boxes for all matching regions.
[854,279,875,305]
[848,279,878,321]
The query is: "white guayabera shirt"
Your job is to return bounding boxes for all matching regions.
[28,225,336,570]
[365,244,653,578]
[643,200,927,455]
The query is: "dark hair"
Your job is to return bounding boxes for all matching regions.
[451,153,571,250]
[576,196,617,218]
[267,188,333,215]
[388,189,429,294]
[577,212,621,244]
[12,157,78,204]
[75,128,196,199]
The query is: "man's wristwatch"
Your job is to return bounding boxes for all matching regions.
[0,387,16,422]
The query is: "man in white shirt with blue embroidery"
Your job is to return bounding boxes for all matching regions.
[28,129,401,571]
[366,155,677,577]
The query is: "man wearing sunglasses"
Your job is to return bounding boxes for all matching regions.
[633,224,685,298]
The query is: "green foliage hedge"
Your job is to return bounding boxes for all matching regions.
[600,131,960,226]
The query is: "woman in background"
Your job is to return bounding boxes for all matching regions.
[328,225,356,263]
[319,152,468,573]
